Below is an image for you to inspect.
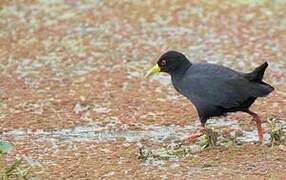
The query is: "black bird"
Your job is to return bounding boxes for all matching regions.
[145,51,274,143]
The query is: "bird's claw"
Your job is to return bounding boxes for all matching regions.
[181,129,205,143]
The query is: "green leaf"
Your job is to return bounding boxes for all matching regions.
[5,158,23,177]
[0,141,12,154]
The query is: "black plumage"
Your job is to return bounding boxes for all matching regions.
[146,50,274,142]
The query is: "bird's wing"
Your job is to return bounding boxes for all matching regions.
[180,75,268,110]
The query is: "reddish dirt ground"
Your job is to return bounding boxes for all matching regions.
[0,0,286,179]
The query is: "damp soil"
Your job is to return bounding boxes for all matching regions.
[1,0,286,179]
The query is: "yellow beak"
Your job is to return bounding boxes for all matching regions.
[145,64,161,78]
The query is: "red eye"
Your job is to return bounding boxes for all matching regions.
[161,60,166,65]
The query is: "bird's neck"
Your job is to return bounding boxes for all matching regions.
[169,61,192,78]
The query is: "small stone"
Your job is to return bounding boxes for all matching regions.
[102,171,115,177]
[74,102,82,114]
[278,145,286,151]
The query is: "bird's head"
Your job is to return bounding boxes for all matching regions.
[145,51,191,77]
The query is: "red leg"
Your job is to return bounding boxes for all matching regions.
[247,110,263,143]
[184,125,206,142]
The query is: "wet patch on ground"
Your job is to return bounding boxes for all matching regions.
[2,118,286,144]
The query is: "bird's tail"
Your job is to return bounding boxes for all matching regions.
[244,62,268,82]
[244,62,274,96]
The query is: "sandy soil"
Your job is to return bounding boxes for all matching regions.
[1,0,286,179]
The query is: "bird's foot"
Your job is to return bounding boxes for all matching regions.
[182,127,205,143]
[200,128,218,149]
